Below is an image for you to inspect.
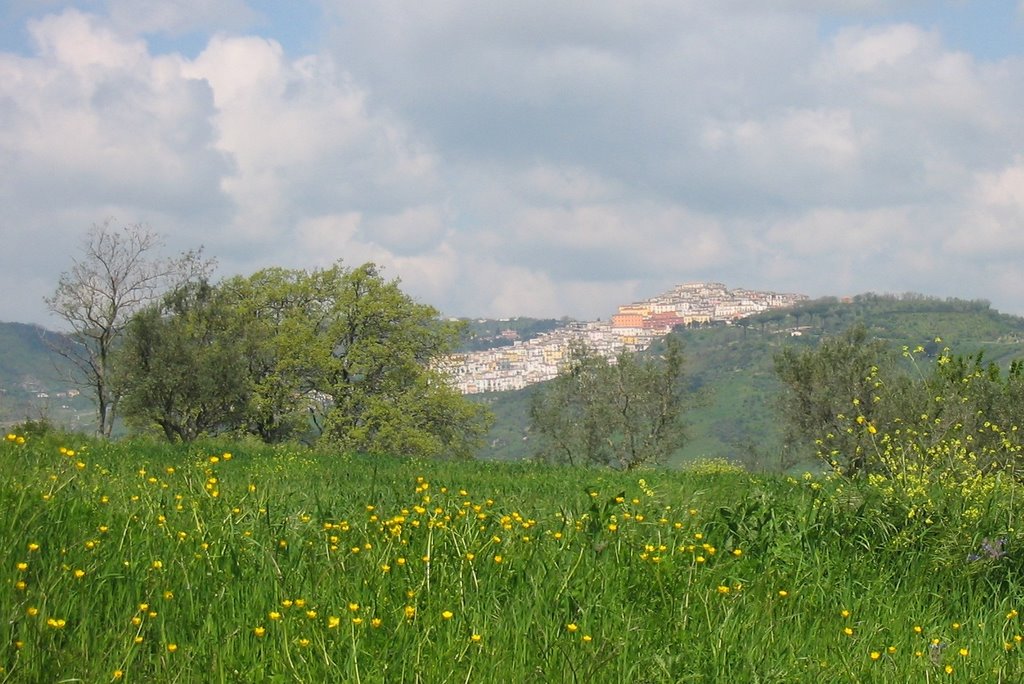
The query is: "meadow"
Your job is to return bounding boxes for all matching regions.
[3,431,1024,682]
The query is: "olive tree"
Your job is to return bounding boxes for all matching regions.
[773,324,892,475]
[308,263,492,459]
[529,335,689,469]
[117,280,248,441]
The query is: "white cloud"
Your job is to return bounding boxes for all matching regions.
[291,213,362,265]
[976,158,1024,208]
[288,211,462,313]
[361,206,450,255]
[0,10,229,235]
[828,22,932,74]
[818,23,1005,128]
[187,34,439,226]
[5,3,1024,326]
[28,8,147,69]
[764,207,911,257]
[0,8,453,324]
[944,158,1024,255]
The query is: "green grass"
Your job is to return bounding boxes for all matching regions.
[3,433,1024,682]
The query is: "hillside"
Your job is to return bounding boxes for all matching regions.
[455,317,568,352]
[0,322,90,430]
[749,293,1024,353]
[5,294,1024,463]
[468,324,794,468]
[473,294,1024,469]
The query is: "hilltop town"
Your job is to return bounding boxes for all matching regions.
[445,282,807,394]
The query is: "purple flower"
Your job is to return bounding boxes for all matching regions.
[967,537,1007,562]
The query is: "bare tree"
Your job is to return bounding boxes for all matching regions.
[45,220,213,437]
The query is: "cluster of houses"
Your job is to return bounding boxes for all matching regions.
[444,282,807,394]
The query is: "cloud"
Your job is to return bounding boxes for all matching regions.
[0,10,231,256]
[105,0,258,36]
[321,2,821,177]
[177,31,452,295]
[360,206,451,255]
[0,8,452,324]
[4,2,1024,327]
[945,158,1024,255]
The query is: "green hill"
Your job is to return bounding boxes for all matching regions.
[473,294,1024,470]
[0,322,61,385]
[0,322,90,430]
[5,294,1024,460]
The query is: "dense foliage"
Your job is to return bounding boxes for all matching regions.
[776,324,1024,478]
[774,324,894,474]
[20,272,1024,468]
[117,281,250,441]
[116,263,491,459]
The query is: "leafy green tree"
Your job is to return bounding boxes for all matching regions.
[528,341,615,467]
[218,267,336,443]
[906,349,1024,471]
[774,324,1024,476]
[529,336,689,469]
[310,264,491,459]
[117,261,491,457]
[117,281,248,441]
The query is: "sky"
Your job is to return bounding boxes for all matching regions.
[2,1,1024,328]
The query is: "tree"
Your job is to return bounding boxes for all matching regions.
[774,324,891,475]
[310,263,491,459]
[528,341,615,467]
[45,221,211,437]
[115,261,492,457]
[774,323,1024,477]
[910,349,1024,471]
[117,280,248,441]
[529,336,689,469]
[217,267,336,443]
[609,336,689,467]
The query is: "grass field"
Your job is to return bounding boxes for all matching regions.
[3,432,1024,682]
